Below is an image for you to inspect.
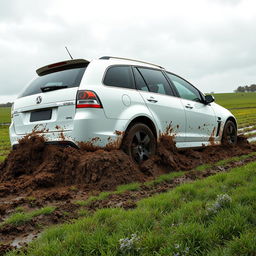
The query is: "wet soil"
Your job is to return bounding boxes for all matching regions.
[0,134,256,254]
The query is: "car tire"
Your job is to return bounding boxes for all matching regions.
[222,120,237,145]
[122,123,156,163]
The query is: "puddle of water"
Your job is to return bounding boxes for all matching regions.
[238,125,256,133]
[243,129,256,135]
[11,233,39,248]
[248,137,256,142]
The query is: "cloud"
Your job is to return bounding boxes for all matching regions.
[0,0,256,102]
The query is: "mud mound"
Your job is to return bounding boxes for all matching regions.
[0,134,255,196]
[141,134,255,175]
[0,135,143,194]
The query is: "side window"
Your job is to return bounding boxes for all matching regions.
[137,67,174,96]
[133,68,149,92]
[167,73,202,102]
[103,66,134,89]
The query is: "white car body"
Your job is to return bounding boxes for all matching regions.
[10,56,236,150]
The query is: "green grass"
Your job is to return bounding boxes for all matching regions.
[73,152,256,209]
[231,108,256,128]
[75,192,112,206]
[0,107,11,162]
[115,182,141,193]
[6,161,256,256]
[144,171,185,186]
[195,152,256,171]
[0,107,11,123]
[0,206,55,227]
[75,183,141,207]
[75,174,186,207]
[213,92,256,109]
[0,125,10,162]
[214,92,256,128]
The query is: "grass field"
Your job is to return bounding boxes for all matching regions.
[0,126,10,162]
[213,92,256,109]
[214,92,256,129]
[6,161,256,256]
[0,107,11,123]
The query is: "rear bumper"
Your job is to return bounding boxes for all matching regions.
[10,109,128,149]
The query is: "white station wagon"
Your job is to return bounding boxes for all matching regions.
[10,56,237,163]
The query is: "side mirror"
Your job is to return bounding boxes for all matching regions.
[204,95,215,104]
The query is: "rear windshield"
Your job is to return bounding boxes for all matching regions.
[19,67,86,98]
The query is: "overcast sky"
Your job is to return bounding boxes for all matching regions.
[0,0,256,103]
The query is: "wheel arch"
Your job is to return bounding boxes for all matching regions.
[225,116,238,130]
[125,116,158,139]
[221,116,238,144]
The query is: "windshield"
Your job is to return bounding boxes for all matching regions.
[19,67,86,98]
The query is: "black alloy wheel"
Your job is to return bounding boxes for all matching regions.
[122,123,156,164]
[222,120,237,145]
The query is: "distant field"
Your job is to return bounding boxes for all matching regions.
[214,92,256,109]
[0,107,11,123]
[0,126,10,162]
[214,93,256,128]
[0,107,11,161]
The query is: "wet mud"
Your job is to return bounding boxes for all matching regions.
[0,133,256,254]
[1,134,254,196]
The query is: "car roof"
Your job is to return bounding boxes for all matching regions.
[98,56,165,70]
[36,56,164,77]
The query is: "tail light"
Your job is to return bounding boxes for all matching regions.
[76,90,102,108]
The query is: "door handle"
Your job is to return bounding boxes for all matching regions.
[185,104,193,109]
[147,98,158,103]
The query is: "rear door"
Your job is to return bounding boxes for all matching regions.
[96,65,148,120]
[133,67,186,142]
[166,73,217,143]
[13,61,87,135]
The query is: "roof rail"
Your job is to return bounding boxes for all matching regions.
[99,56,164,69]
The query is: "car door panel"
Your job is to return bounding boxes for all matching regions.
[166,73,217,143]
[180,99,217,142]
[139,91,186,142]
[133,67,186,142]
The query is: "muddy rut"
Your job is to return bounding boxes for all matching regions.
[0,134,256,254]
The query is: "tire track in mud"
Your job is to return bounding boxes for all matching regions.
[85,154,256,210]
[1,154,256,254]
[0,134,256,254]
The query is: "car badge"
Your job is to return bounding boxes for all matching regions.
[36,96,42,104]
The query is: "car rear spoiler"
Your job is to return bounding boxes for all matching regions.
[36,59,90,76]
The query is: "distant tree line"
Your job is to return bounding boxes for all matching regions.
[0,102,13,107]
[235,84,256,92]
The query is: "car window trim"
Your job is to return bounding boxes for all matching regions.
[162,71,179,97]
[165,71,205,103]
[102,64,136,90]
[131,66,150,92]
[133,66,176,97]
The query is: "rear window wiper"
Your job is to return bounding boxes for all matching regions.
[41,85,68,92]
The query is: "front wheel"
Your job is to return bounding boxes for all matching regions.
[122,123,156,164]
[222,120,237,145]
